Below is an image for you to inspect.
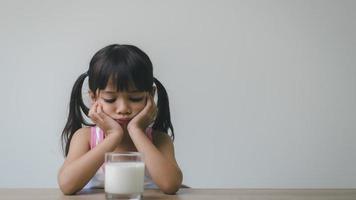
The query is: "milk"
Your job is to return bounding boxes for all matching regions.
[105,162,145,195]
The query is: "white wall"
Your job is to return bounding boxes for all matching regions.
[0,0,355,188]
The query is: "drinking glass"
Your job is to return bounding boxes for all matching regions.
[105,152,145,200]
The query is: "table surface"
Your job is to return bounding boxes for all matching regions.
[1,188,356,200]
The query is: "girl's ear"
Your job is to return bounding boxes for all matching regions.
[150,86,156,96]
[89,91,96,103]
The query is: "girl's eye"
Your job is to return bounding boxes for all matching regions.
[130,97,144,102]
[103,98,116,103]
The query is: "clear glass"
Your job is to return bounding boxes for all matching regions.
[105,152,145,200]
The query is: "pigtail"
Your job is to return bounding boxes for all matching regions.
[61,72,90,156]
[152,78,175,140]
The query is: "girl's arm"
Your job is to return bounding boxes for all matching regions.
[128,128,183,194]
[58,128,121,195]
[127,93,183,194]
[58,101,124,195]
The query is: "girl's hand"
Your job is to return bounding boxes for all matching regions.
[88,101,124,138]
[127,93,157,133]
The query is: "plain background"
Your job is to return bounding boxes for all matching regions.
[0,0,355,188]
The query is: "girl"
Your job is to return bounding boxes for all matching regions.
[58,44,183,195]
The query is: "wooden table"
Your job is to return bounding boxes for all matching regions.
[1,188,356,199]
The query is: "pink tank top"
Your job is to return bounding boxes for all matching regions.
[90,126,153,148]
[85,126,157,189]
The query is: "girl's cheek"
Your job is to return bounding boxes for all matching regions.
[104,104,115,113]
[139,103,146,111]
[131,104,143,114]
[98,101,112,113]
[96,98,103,104]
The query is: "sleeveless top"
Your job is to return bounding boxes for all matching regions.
[84,126,158,189]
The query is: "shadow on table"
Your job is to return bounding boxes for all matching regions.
[63,185,191,199]
[76,188,104,195]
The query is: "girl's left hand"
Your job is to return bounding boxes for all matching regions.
[127,93,157,133]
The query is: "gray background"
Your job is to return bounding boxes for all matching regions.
[0,0,355,188]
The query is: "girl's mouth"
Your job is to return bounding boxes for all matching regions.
[115,119,131,126]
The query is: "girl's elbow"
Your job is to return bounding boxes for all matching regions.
[58,179,75,195]
[60,187,76,196]
[161,171,183,195]
[58,174,80,195]
[162,186,180,195]
[161,180,181,195]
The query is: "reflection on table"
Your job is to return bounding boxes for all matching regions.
[0,188,356,200]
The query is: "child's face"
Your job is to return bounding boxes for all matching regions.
[91,82,148,124]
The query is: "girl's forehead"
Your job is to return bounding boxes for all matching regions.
[103,80,139,93]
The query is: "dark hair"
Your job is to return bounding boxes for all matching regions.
[61,44,174,156]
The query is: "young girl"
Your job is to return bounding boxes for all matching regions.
[58,44,183,195]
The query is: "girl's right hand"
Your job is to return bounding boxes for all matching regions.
[88,102,124,140]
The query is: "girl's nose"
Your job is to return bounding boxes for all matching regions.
[116,100,132,115]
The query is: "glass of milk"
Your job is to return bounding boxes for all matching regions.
[105,152,145,200]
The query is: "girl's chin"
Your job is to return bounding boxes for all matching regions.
[115,120,130,127]
[118,122,128,127]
